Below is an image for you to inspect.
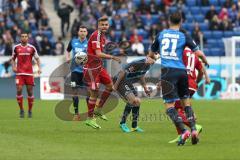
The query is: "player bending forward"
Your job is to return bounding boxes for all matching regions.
[11,32,41,118]
[84,16,121,129]
[113,56,155,132]
[168,47,211,143]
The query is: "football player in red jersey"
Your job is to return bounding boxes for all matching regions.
[84,16,121,129]
[168,47,211,143]
[11,32,41,118]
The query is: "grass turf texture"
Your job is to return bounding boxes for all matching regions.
[0,99,239,160]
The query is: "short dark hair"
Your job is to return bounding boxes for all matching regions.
[98,16,108,23]
[79,25,87,30]
[169,12,182,25]
[20,31,29,35]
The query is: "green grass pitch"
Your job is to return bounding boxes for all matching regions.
[0,99,239,160]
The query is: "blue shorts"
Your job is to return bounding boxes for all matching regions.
[161,68,189,103]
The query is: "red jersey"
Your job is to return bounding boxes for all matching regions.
[182,48,203,91]
[86,30,106,68]
[12,43,39,75]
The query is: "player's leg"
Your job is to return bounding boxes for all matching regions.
[25,75,35,118]
[161,68,190,145]
[85,89,101,129]
[26,84,34,118]
[94,68,113,120]
[70,72,81,121]
[179,74,199,145]
[96,68,113,108]
[16,75,24,118]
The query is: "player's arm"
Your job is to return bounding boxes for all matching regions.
[33,47,41,74]
[149,33,160,60]
[66,40,72,63]
[201,62,211,84]
[113,70,125,90]
[182,30,209,67]
[95,49,121,63]
[140,76,151,96]
[11,46,17,72]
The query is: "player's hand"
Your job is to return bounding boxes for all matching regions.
[112,56,121,63]
[143,86,151,96]
[66,59,71,63]
[205,77,211,84]
[38,68,42,75]
[156,82,161,91]
[12,66,17,73]
[112,84,118,91]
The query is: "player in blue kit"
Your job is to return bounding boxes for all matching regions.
[113,56,155,132]
[66,26,88,121]
[149,12,209,145]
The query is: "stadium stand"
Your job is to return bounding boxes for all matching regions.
[1,0,240,56]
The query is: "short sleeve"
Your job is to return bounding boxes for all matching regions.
[66,39,72,52]
[195,57,203,71]
[91,33,101,50]
[184,33,199,52]
[33,46,39,59]
[151,33,160,52]
[11,46,17,60]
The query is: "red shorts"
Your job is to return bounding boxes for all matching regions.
[16,75,34,86]
[84,67,112,90]
[188,79,197,93]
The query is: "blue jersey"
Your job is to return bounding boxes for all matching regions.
[151,29,199,69]
[67,38,88,73]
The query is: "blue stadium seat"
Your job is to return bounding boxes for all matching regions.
[236,48,240,56]
[233,31,240,36]
[212,31,223,39]
[133,0,141,6]
[181,23,188,30]
[155,0,162,5]
[201,7,210,15]
[182,7,190,14]
[143,39,150,51]
[207,39,218,47]
[194,15,205,22]
[210,48,225,56]
[209,0,219,6]
[215,6,221,13]
[190,7,201,15]
[199,22,209,31]
[186,23,195,32]
[186,14,194,22]
[223,31,234,37]
[152,14,159,24]
[169,6,177,13]
[217,39,225,49]
[138,30,149,39]
[43,30,53,39]
[203,48,210,56]
[114,31,122,40]
[186,0,196,6]
[31,30,38,37]
[219,0,226,5]
[203,31,212,39]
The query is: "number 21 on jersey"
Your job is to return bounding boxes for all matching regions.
[161,38,178,57]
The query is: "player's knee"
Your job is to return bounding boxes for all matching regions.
[133,97,141,106]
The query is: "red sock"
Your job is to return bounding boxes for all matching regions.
[16,95,23,110]
[87,98,96,118]
[98,89,111,108]
[28,96,34,112]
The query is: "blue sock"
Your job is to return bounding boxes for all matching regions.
[132,106,140,128]
[184,106,196,131]
[72,96,79,114]
[120,103,132,124]
[166,107,185,133]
